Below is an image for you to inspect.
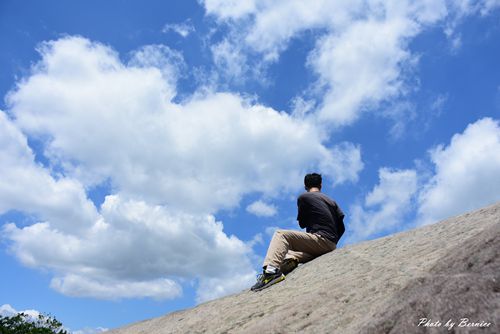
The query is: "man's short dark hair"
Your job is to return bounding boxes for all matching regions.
[304,173,322,190]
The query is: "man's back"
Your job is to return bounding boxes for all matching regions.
[297,191,345,244]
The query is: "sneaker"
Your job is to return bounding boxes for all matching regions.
[280,258,299,275]
[250,270,285,291]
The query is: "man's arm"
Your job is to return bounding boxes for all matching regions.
[334,204,345,240]
[297,197,307,229]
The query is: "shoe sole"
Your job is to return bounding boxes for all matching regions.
[251,274,285,292]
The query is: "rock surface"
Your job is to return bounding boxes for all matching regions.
[109,202,500,334]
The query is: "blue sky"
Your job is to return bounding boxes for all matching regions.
[1,0,500,332]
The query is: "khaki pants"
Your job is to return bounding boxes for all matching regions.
[263,229,337,269]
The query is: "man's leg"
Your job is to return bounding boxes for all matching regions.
[263,230,336,270]
[252,230,335,291]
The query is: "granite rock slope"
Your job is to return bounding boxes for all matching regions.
[109,202,500,334]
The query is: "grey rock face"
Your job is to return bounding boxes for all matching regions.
[109,202,500,334]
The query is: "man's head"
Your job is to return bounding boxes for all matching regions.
[304,173,322,191]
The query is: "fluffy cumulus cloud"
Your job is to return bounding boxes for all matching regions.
[201,0,500,126]
[417,118,500,225]
[1,36,362,301]
[246,200,277,217]
[7,37,361,213]
[309,14,418,126]
[0,111,98,234]
[319,142,363,185]
[1,107,254,301]
[347,168,418,243]
[347,117,500,241]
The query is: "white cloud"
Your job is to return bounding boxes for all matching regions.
[201,0,500,129]
[211,38,249,83]
[383,102,417,140]
[3,194,255,301]
[246,233,264,249]
[2,102,254,301]
[73,328,108,334]
[246,200,277,217]
[162,22,195,37]
[200,0,453,126]
[0,304,40,321]
[481,0,500,14]
[347,117,500,243]
[265,226,280,238]
[442,0,500,53]
[449,0,500,16]
[347,168,418,242]
[7,36,361,213]
[129,44,186,92]
[291,96,315,118]
[0,111,99,234]
[319,142,364,185]
[310,15,420,126]
[196,271,255,303]
[2,36,362,302]
[446,30,463,52]
[431,94,448,114]
[0,304,19,317]
[417,118,500,225]
[241,1,365,60]
[203,0,257,20]
[50,274,182,301]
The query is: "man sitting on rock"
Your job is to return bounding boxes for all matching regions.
[251,173,345,291]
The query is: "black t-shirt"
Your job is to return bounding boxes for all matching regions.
[297,191,345,244]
